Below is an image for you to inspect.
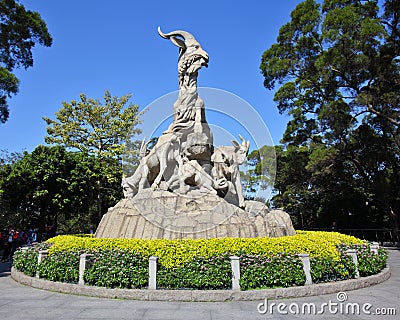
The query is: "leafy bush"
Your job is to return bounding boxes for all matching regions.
[12,232,388,291]
[239,253,305,290]
[38,251,80,282]
[310,243,388,283]
[12,243,50,277]
[310,255,356,283]
[336,243,388,277]
[357,248,388,276]
[157,255,231,290]
[45,231,365,269]
[83,250,148,289]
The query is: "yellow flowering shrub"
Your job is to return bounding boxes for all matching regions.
[46,231,365,269]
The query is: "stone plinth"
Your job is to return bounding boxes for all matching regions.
[95,189,295,239]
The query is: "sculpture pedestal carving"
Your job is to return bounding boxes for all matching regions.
[95,189,295,239]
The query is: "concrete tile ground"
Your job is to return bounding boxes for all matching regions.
[0,248,398,320]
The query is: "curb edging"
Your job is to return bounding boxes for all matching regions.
[11,266,391,302]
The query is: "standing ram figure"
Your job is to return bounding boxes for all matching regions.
[158,27,213,162]
[122,27,214,197]
[158,26,209,134]
[122,28,249,204]
[211,135,250,208]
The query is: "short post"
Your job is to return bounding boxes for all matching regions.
[298,253,312,285]
[148,256,158,290]
[372,241,380,247]
[345,249,360,279]
[230,255,241,291]
[371,242,379,255]
[370,244,379,255]
[79,253,94,285]
[36,250,48,278]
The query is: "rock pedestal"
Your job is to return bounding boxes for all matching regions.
[95,189,295,239]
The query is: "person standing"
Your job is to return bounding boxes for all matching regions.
[1,228,13,262]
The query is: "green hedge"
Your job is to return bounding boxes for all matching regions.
[12,243,50,277]
[83,250,148,289]
[38,251,81,282]
[157,255,232,290]
[336,243,388,277]
[239,253,306,290]
[12,240,388,291]
[310,255,356,283]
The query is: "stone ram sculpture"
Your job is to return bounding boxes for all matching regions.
[123,27,250,208]
[211,135,250,208]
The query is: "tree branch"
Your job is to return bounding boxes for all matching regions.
[366,104,400,127]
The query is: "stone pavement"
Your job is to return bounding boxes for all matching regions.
[0,249,398,320]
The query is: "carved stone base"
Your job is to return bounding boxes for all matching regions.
[95,189,296,239]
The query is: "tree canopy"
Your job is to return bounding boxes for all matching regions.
[0,0,52,123]
[260,0,399,238]
[0,145,122,233]
[43,90,141,159]
[43,91,142,221]
[261,0,399,147]
[241,145,276,202]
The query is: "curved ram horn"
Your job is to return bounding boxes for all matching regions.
[157,26,195,41]
[238,134,246,146]
[139,137,147,158]
[238,134,250,152]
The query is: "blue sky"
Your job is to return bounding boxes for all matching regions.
[0,0,303,153]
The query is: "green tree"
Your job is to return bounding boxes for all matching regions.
[272,129,399,233]
[260,0,399,238]
[261,0,399,145]
[242,145,276,202]
[0,145,109,233]
[43,91,142,221]
[0,0,52,123]
[271,145,313,227]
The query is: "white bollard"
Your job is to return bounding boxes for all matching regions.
[148,256,158,290]
[371,242,380,255]
[230,256,241,291]
[78,253,94,285]
[370,244,379,255]
[298,253,312,285]
[36,250,48,278]
[345,249,360,279]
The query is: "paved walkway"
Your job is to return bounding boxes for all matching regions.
[0,249,399,320]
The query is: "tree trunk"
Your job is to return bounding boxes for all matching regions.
[389,206,399,243]
[97,179,102,223]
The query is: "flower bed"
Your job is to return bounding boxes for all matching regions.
[12,231,388,290]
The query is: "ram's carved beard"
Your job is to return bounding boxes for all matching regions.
[182,54,208,75]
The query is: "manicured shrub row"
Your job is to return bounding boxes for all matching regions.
[310,255,356,283]
[12,242,50,277]
[157,255,232,290]
[337,243,388,277]
[84,250,148,289]
[239,253,306,290]
[38,250,80,282]
[12,232,388,291]
[42,231,365,268]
